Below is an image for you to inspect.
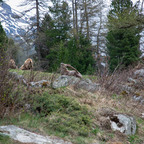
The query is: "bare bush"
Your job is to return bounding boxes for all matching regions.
[0,49,20,118]
[98,66,135,94]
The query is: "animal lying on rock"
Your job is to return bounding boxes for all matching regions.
[60,63,82,78]
[20,58,33,70]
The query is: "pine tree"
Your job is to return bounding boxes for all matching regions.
[37,1,71,70]
[66,35,95,74]
[0,22,7,48]
[106,0,141,71]
[49,0,71,42]
[0,21,8,72]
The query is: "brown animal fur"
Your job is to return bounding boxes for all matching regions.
[20,58,33,70]
[9,59,17,69]
[60,63,82,78]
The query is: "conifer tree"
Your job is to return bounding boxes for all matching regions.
[0,22,7,48]
[106,0,141,71]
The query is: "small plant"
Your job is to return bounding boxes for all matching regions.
[30,92,93,137]
[0,134,12,144]
[91,126,100,136]
[128,135,142,144]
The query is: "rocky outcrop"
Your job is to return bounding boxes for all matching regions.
[98,108,136,135]
[133,95,144,104]
[109,114,136,135]
[0,125,72,144]
[52,75,100,92]
[29,80,50,88]
[8,72,27,86]
[52,75,80,88]
[142,113,144,119]
[134,69,144,77]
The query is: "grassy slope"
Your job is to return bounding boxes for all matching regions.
[0,69,144,144]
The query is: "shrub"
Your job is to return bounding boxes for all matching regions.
[31,92,93,137]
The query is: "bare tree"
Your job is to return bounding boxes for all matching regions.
[19,0,49,62]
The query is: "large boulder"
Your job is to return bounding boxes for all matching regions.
[98,108,136,135]
[29,80,50,88]
[52,75,80,88]
[0,125,72,144]
[52,75,100,92]
[109,114,136,135]
[134,69,144,77]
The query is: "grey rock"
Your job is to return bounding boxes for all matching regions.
[134,69,144,77]
[133,95,143,101]
[52,75,100,92]
[140,99,144,104]
[98,108,136,135]
[8,72,27,85]
[76,80,100,92]
[110,114,136,135]
[24,104,31,110]
[121,85,134,93]
[133,95,144,104]
[52,75,80,89]
[0,125,72,144]
[127,77,137,84]
[142,113,144,118]
[29,80,50,88]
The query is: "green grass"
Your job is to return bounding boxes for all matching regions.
[128,134,143,144]
[3,69,144,144]
[0,134,21,144]
[0,134,11,144]
[9,69,97,82]
[31,92,94,136]
[9,69,54,81]
[0,91,98,144]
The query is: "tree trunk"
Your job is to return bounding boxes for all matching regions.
[74,0,78,36]
[96,12,103,75]
[36,0,40,32]
[36,0,41,63]
[72,0,76,31]
[84,0,90,40]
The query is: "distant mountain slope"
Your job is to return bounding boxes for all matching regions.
[0,2,32,39]
[0,0,36,64]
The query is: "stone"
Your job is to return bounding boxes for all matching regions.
[142,113,144,118]
[0,125,72,144]
[121,85,134,93]
[76,80,100,92]
[127,77,137,84]
[29,80,50,88]
[98,108,136,135]
[52,75,100,92]
[133,95,144,104]
[134,69,144,77]
[109,114,136,135]
[52,75,80,89]
[8,72,27,86]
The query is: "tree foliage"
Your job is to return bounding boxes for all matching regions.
[37,1,95,74]
[0,22,7,48]
[46,35,95,74]
[38,1,71,58]
[106,0,141,71]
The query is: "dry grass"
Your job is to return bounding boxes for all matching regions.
[3,64,144,143]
